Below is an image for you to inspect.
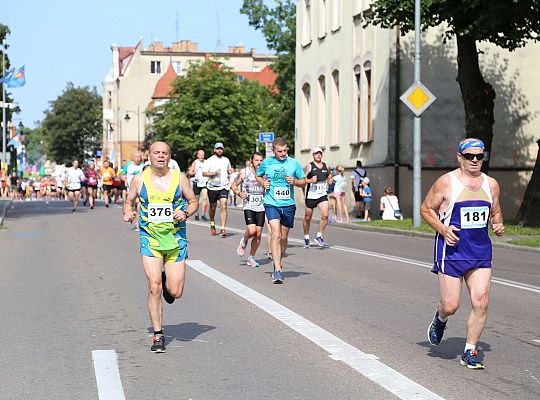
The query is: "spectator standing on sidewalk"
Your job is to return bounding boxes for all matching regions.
[333,165,350,223]
[361,177,373,221]
[380,186,403,220]
[351,160,367,218]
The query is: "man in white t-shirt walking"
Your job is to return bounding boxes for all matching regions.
[65,160,87,212]
[203,142,232,237]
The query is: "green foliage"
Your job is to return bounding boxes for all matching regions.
[241,0,296,146]
[21,125,46,165]
[148,60,280,168]
[42,83,102,165]
[365,0,540,51]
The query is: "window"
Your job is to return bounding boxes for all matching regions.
[301,0,312,46]
[330,70,340,145]
[356,61,373,143]
[331,0,341,32]
[301,83,312,149]
[172,61,183,75]
[150,61,161,74]
[317,75,326,146]
[318,0,327,39]
[107,123,113,143]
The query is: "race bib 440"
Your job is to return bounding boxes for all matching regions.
[148,203,173,223]
[273,187,290,200]
[460,206,489,229]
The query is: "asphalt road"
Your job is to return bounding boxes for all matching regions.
[1,200,539,399]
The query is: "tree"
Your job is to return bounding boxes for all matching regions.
[22,124,46,166]
[364,0,540,172]
[42,83,102,165]
[148,60,279,168]
[241,0,296,146]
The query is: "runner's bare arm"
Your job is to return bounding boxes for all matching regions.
[123,174,141,222]
[421,174,460,245]
[188,160,196,177]
[174,173,198,221]
[488,177,505,236]
[255,174,269,189]
[231,169,245,195]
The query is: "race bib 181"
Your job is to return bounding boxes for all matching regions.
[460,206,489,229]
[273,187,290,200]
[148,203,173,223]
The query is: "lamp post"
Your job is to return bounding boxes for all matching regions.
[124,106,141,150]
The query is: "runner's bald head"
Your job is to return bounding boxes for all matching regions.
[150,141,171,155]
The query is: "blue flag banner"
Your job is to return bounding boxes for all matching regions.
[0,65,26,88]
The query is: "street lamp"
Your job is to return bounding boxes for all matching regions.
[124,106,141,150]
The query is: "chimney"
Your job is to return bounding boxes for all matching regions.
[111,44,119,79]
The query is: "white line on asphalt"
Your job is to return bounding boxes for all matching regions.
[188,259,444,400]
[188,221,540,294]
[92,350,126,400]
[533,340,540,344]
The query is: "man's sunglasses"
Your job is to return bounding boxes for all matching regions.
[460,152,485,161]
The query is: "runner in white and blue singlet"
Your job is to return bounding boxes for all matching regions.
[421,138,505,369]
[256,137,306,284]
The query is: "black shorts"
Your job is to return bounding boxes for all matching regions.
[208,188,228,203]
[193,183,205,196]
[67,188,81,193]
[354,191,364,202]
[243,209,265,227]
[102,184,113,192]
[305,195,328,209]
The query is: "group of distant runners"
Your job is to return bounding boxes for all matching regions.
[121,138,504,371]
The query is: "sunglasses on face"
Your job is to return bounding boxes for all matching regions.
[460,152,485,161]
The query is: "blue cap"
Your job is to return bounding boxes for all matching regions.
[458,139,484,153]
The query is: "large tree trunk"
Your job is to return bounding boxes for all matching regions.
[456,35,496,173]
[516,139,540,227]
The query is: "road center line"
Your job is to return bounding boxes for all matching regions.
[92,350,126,400]
[188,259,444,400]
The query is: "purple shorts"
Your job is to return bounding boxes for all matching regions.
[432,259,492,278]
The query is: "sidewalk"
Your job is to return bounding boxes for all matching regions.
[0,198,12,226]
[226,201,540,254]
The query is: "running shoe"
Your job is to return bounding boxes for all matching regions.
[237,238,246,256]
[201,215,208,221]
[210,224,217,236]
[272,269,284,284]
[247,256,260,268]
[314,236,329,247]
[162,271,175,304]
[220,229,227,238]
[304,238,310,248]
[266,251,272,260]
[150,334,166,353]
[460,349,484,369]
[427,311,447,345]
[195,213,200,220]
[72,209,76,213]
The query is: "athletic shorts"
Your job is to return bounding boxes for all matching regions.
[193,183,205,196]
[208,188,229,203]
[264,204,296,229]
[102,184,113,192]
[364,201,372,211]
[66,188,81,193]
[432,259,491,278]
[305,195,328,209]
[244,209,265,227]
[140,243,188,263]
[354,191,363,202]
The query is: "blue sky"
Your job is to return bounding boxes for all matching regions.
[3,0,273,128]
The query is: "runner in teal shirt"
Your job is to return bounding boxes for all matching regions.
[256,137,306,284]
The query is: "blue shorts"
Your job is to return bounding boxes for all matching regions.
[432,259,491,278]
[264,204,296,229]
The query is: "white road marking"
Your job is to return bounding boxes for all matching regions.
[533,340,540,344]
[188,259,444,400]
[92,350,126,400]
[188,221,540,294]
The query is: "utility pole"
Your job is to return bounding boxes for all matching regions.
[412,0,422,227]
[2,39,6,167]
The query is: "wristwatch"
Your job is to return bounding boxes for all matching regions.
[184,211,190,219]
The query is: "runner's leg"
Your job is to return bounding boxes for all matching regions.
[142,255,165,332]
[464,268,491,345]
[268,219,283,270]
[163,259,187,299]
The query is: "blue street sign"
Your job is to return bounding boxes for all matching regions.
[258,132,274,143]
[96,150,103,156]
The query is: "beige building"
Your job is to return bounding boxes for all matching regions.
[102,39,276,166]
[295,0,540,220]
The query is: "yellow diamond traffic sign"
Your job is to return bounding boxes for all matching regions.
[400,81,436,117]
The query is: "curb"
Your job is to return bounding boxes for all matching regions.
[0,199,12,226]
[226,204,540,254]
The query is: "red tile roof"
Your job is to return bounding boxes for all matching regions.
[236,66,277,92]
[151,63,178,99]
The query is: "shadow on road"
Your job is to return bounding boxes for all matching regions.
[263,270,311,279]
[417,337,492,361]
[5,200,93,220]
[148,322,216,345]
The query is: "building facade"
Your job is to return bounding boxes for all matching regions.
[102,40,276,166]
[295,0,540,220]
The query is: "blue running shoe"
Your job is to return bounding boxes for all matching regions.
[460,349,484,369]
[304,238,310,248]
[427,311,446,345]
[314,236,328,247]
[272,269,283,284]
